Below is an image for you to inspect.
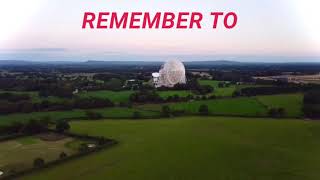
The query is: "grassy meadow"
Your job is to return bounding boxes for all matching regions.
[158,90,193,98]
[0,135,81,174]
[256,94,304,117]
[20,116,320,180]
[0,93,303,126]
[199,80,236,97]
[140,93,303,118]
[77,90,133,103]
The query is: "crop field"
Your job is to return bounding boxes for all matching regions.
[20,117,320,180]
[77,90,134,103]
[0,134,82,176]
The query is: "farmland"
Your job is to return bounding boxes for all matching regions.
[20,117,320,180]
[0,61,319,180]
[256,94,304,117]
[0,93,304,126]
[77,90,133,103]
[139,93,303,118]
[198,80,237,96]
[0,134,85,175]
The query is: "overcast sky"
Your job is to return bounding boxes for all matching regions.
[0,0,319,62]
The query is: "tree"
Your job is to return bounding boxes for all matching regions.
[161,105,171,117]
[132,111,141,119]
[59,152,67,159]
[79,143,90,153]
[278,108,286,117]
[85,111,103,120]
[33,158,45,168]
[268,108,285,118]
[55,120,70,133]
[24,119,48,134]
[199,104,209,116]
[218,82,225,88]
[303,91,320,118]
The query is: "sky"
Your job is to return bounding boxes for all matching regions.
[0,0,319,62]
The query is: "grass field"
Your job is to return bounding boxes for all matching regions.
[77,90,134,103]
[158,90,193,98]
[140,97,268,116]
[0,94,303,126]
[199,80,236,97]
[256,94,303,117]
[0,135,79,175]
[20,116,320,180]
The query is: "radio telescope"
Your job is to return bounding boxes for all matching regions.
[152,60,186,87]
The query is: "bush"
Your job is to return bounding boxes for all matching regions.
[33,158,45,168]
[199,104,209,116]
[268,108,285,118]
[24,119,48,134]
[132,111,141,119]
[55,120,70,133]
[85,111,103,120]
[130,90,163,103]
[79,143,90,153]
[161,105,171,117]
[59,152,67,159]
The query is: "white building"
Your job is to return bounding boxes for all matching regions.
[152,60,187,88]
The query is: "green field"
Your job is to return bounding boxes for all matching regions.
[141,97,267,116]
[140,94,303,118]
[20,117,320,180]
[256,94,303,117]
[0,135,79,175]
[77,90,134,103]
[199,80,236,97]
[0,94,303,126]
[158,90,194,98]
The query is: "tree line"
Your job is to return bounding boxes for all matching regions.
[303,91,320,119]
[0,95,114,115]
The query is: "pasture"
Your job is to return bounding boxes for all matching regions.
[199,80,236,97]
[140,97,267,116]
[256,94,303,117]
[0,134,81,176]
[158,90,193,98]
[77,90,134,103]
[0,94,303,126]
[20,117,320,180]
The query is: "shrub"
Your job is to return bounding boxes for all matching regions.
[132,111,141,119]
[199,104,209,116]
[85,111,103,120]
[59,152,67,159]
[161,105,171,117]
[33,158,45,168]
[268,108,286,118]
[79,143,90,153]
[55,120,70,133]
